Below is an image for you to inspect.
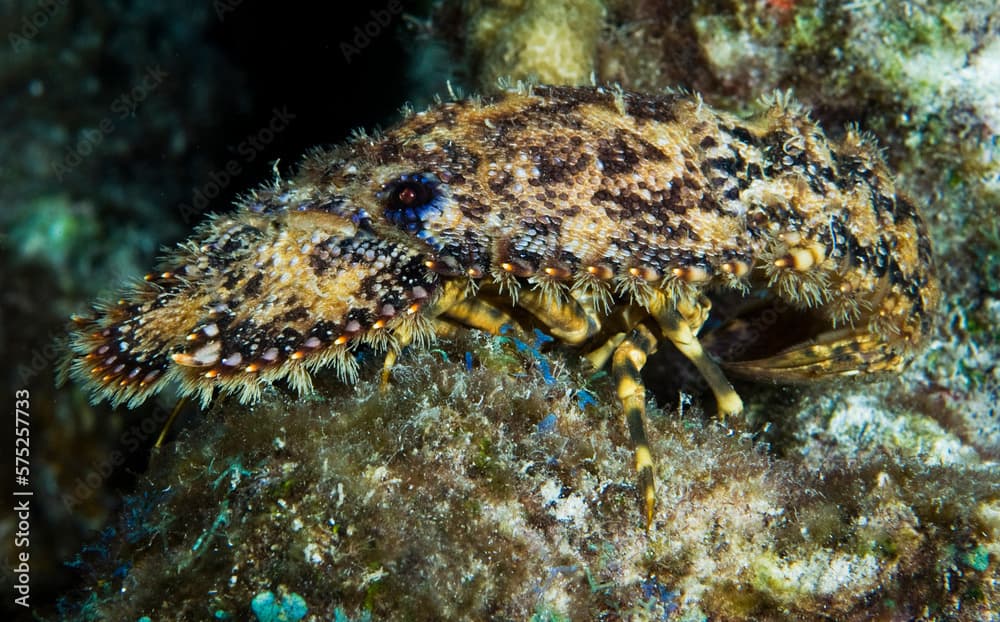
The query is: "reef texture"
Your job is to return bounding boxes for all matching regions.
[448,0,606,90]
[47,0,1000,619]
[60,331,999,620]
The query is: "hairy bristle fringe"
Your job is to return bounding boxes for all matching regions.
[614,274,657,308]
[394,313,436,351]
[827,295,867,329]
[301,345,360,384]
[760,246,831,308]
[722,273,752,295]
[570,273,614,316]
[284,365,315,397]
[659,276,699,308]
[528,275,571,306]
[359,328,397,353]
[490,269,521,305]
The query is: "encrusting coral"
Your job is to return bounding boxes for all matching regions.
[443,0,605,91]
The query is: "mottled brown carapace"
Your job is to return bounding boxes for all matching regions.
[66,84,938,522]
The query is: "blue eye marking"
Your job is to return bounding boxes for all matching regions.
[380,173,445,250]
[381,173,443,229]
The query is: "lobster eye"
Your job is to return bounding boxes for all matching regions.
[393,181,432,208]
[381,173,442,233]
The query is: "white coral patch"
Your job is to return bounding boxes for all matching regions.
[827,393,977,466]
[754,550,881,600]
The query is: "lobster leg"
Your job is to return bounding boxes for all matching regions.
[515,289,601,345]
[611,322,659,527]
[650,294,744,418]
[381,280,525,386]
[442,296,520,337]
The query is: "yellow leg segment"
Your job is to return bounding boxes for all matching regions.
[515,289,600,345]
[611,323,659,528]
[427,317,462,339]
[676,294,713,334]
[582,304,649,370]
[442,297,520,337]
[584,332,627,370]
[380,348,399,389]
[424,279,470,318]
[650,294,743,418]
[380,279,470,389]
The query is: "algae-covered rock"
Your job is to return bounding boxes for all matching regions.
[433,0,605,91]
[57,330,999,620]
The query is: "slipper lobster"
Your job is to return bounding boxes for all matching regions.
[65,84,939,525]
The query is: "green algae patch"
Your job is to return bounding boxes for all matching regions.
[251,591,307,622]
[963,546,990,573]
